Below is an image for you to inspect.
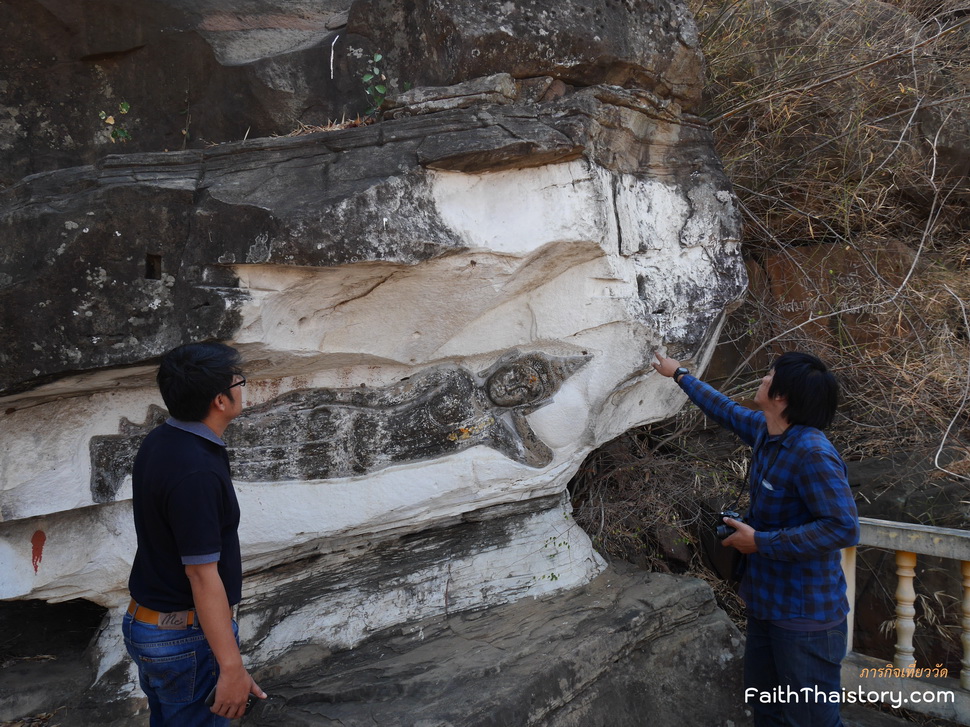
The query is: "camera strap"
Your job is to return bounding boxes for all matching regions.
[727,425,795,512]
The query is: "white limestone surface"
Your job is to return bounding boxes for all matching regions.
[1,156,741,586]
[239,496,604,666]
[0,155,743,695]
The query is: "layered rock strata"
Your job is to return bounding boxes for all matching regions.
[57,565,749,727]
[0,0,747,720]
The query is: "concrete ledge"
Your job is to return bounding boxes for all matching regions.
[858,517,970,560]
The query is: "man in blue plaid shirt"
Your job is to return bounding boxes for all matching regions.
[653,351,859,727]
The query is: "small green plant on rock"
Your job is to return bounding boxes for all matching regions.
[98,101,132,142]
[362,53,387,117]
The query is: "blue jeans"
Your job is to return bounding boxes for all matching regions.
[123,611,238,727]
[744,616,847,727]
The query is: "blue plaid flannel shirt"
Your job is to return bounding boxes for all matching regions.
[680,374,859,622]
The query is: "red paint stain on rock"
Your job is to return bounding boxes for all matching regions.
[31,530,46,573]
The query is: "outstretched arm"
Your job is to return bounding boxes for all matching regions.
[652,352,763,446]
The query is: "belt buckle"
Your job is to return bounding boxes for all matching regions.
[157,610,191,629]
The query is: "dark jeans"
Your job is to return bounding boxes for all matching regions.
[744,616,847,727]
[123,611,238,727]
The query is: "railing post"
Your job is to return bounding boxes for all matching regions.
[842,546,856,653]
[961,560,970,691]
[894,550,917,669]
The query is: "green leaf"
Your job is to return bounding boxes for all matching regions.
[374,85,386,94]
[119,101,130,114]
[362,73,375,82]
[98,111,107,120]
[373,53,383,62]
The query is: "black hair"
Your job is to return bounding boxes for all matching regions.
[768,351,839,429]
[156,342,243,421]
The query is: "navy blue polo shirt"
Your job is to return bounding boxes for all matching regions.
[128,420,242,612]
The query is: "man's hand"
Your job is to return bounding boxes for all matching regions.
[651,352,681,378]
[211,664,266,719]
[185,562,267,718]
[722,518,759,554]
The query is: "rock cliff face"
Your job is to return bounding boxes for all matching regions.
[0,0,747,720]
[223,567,750,726]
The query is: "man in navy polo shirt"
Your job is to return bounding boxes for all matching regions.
[124,342,265,725]
[653,351,859,727]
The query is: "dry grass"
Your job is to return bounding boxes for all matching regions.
[692,0,970,467]
[279,116,376,137]
[569,428,750,620]
[570,0,970,637]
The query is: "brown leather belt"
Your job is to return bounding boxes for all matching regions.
[128,598,196,628]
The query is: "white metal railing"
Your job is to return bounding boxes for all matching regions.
[841,516,970,723]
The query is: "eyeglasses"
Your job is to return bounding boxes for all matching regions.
[226,376,247,390]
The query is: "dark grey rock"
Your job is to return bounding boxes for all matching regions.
[385,73,520,116]
[1,82,735,397]
[49,563,749,727]
[417,120,583,173]
[0,0,712,186]
[227,350,588,477]
[346,0,707,110]
[89,405,167,504]
[242,563,748,727]
[0,0,359,185]
[88,351,589,499]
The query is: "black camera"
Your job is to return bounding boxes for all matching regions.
[205,687,259,715]
[716,510,743,540]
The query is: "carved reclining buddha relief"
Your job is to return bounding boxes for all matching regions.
[90,350,589,502]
